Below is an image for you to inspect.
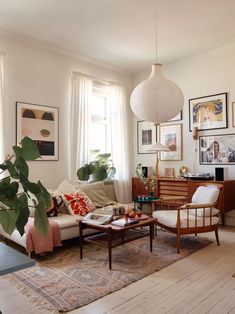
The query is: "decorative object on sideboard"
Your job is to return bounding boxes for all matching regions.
[179,165,188,177]
[160,124,182,161]
[189,92,228,132]
[77,152,116,182]
[130,0,184,124]
[136,164,157,196]
[137,120,157,154]
[0,137,50,237]
[199,134,235,165]
[16,102,59,160]
[164,168,175,178]
[146,142,169,176]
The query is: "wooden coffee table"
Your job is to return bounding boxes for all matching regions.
[79,217,156,270]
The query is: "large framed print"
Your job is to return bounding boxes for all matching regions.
[16,102,59,160]
[199,134,235,165]
[137,120,157,154]
[160,124,182,161]
[189,93,227,131]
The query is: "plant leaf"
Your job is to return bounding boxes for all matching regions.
[14,156,29,178]
[14,137,40,161]
[16,195,30,236]
[1,182,19,198]
[0,209,20,235]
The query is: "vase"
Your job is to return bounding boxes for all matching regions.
[149,192,154,199]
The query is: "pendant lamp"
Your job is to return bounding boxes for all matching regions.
[130,1,184,124]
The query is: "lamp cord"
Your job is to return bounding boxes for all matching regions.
[154,0,158,64]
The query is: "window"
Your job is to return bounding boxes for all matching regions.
[90,83,110,159]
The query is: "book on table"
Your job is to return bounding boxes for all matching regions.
[111,218,139,227]
[82,213,114,225]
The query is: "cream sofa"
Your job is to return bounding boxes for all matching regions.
[0,180,119,252]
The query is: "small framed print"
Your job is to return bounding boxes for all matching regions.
[160,124,182,161]
[16,102,59,160]
[199,134,235,165]
[189,92,227,131]
[137,120,157,154]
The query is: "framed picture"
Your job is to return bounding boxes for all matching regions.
[137,120,157,154]
[160,124,182,161]
[199,134,235,165]
[232,102,235,127]
[189,92,227,131]
[16,102,59,160]
[167,110,182,122]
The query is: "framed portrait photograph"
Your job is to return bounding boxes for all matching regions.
[167,110,182,122]
[199,134,235,165]
[16,102,59,160]
[189,92,227,131]
[137,120,157,154]
[160,124,182,161]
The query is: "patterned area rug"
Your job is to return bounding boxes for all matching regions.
[4,230,212,313]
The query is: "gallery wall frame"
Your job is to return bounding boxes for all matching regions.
[137,120,157,154]
[232,102,235,127]
[199,134,235,165]
[16,102,59,160]
[167,110,182,122]
[189,92,228,132]
[160,123,182,161]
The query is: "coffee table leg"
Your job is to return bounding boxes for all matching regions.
[79,220,83,259]
[150,222,154,252]
[107,227,112,270]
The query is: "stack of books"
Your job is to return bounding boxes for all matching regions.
[82,213,113,225]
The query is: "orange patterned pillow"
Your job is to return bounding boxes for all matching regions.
[63,189,95,216]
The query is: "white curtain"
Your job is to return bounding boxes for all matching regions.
[107,84,131,203]
[69,72,93,184]
[0,51,5,165]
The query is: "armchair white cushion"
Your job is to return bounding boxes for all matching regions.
[190,186,220,216]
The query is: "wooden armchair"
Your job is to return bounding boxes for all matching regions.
[152,184,223,253]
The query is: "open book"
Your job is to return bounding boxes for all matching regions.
[82,212,114,225]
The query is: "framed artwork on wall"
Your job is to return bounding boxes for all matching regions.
[167,110,182,122]
[160,124,182,161]
[199,134,235,165]
[232,102,235,127]
[189,92,227,131]
[137,120,157,154]
[16,102,59,160]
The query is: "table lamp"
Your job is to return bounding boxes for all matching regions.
[147,142,170,176]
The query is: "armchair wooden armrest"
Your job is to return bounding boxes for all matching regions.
[180,202,214,209]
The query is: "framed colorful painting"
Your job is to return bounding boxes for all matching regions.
[189,92,227,131]
[160,124,182,161]
[16,102,59,160]
[137,120,157,154]
[199,134,235,165]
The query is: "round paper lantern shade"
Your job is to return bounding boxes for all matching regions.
[130,64,184,124]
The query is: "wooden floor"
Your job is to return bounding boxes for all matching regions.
[1,226,235,314]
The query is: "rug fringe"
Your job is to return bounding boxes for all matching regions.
[5,275,58,313]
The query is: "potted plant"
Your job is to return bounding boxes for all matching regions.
[77,151,116,182]
[0,137,50,236]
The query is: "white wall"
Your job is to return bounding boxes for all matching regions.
[133,42,235,179]
[0,32,133,189]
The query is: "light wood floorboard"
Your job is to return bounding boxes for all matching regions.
[0,226,235,314]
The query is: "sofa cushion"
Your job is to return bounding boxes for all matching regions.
[62,189,96,216]
[49,214,82,229]
[79,181,116,208]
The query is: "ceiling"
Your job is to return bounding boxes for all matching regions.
[0,0,235,74]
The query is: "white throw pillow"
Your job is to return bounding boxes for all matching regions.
[53,179,76,196]
[192,186,219,204]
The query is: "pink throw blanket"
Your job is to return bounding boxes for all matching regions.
[25,217,62,254]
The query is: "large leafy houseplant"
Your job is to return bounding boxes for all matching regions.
[0,137,50,236]
[77,151,116,182]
